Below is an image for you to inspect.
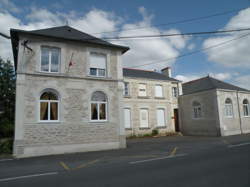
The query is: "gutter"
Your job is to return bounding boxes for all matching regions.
[236,91,243,134]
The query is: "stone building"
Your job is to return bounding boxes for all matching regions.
[179,76,250,136]
[122,68,182,137]
[10,26,129,158]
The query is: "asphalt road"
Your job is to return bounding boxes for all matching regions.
[0,134,249,187]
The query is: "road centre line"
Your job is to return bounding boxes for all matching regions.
[228,142,250,148]
[129,153,188,164]
[0,172,58,182]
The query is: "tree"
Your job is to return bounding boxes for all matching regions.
[0,57,16,138]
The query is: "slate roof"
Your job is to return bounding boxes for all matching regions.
[182,76,249,95]
[10,26,129,69]
[123,68,180,82]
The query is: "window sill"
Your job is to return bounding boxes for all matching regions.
[154,97,165,100]
[124,95,131,98]
[155,126,167,129]
[139,127,150,130]
[86,75,113,80]
[89,120,108,123]
[137,96,150,99]
[125,128,132,130]
[37,121,61,125]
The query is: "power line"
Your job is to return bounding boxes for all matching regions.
[127,32,250,69]
[0,32,10,39]
[102,28,250,40]
[93,7,246,35]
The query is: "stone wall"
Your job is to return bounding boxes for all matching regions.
[217,90,250,136]
[178,90,221,136]
[14,34,126,157]
[123,77,178,137]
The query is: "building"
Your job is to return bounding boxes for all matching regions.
[10,26,129,158]
[179,76,250,136]
[122,67,182,137]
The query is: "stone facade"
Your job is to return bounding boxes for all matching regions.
[123,76,181,137]
[179,89,250,136]
[13,33,127,157]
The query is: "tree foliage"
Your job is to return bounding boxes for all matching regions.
[0,57,16,138]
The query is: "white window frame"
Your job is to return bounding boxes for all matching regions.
[243,99,250,117]
[39,91,60,123]
[123,82,130,96]
[124,108,132,129]
[140,108,149,128]
[155,85,163,98]
[90,92,108,122]
[138,83,147,97]
[224,98,234,118]
[40,46,61,73]
[192,101,202,119]
[172,87,178,98]
[156,108,166,127]
[89,52,107,78]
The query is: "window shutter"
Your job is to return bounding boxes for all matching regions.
[157,109,165,126]
[155,85,163,97]
[90,53,106,69]
[124,108,131,128]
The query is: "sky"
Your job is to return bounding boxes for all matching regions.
[0,0,250,89]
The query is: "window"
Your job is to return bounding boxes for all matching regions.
[172,87,178,98]
[123,82,130,96]
[140,109,149,128]
[89,52,107,77]
[40,90,59,122]
[138,84,147,97]
[157,109,165,127]
[193,101,202,119]
[225,98,233,117]
[243,99,250,117]
[155,85,163,98]
[124,108,131,128]
[41,47,60,72]
[91,91,107,121]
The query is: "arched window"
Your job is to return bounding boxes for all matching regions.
[225,98,233,117]
[243,99,249,117]
[91,91,107,121]
[192,101,202,119]
[40,90,59,121]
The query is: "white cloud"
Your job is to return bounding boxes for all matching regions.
[210,73,232,80]
[175,75,201,83]
[203,8,250,68]
[0,4,188,71]
[234,75,250,90]
[0,0,20,13]
[114,7,188,70]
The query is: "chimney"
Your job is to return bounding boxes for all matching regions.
[161,67,172,77]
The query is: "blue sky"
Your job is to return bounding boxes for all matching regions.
[0,0,250,88]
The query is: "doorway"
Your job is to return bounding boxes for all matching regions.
[174,109,180,132]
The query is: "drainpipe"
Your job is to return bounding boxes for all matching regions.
[236,91,243,134]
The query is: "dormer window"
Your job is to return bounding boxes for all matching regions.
[41,47,60,73]
[89,52,107,77]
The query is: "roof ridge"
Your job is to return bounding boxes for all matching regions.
[123,67,155,72]
[183,75,209,85]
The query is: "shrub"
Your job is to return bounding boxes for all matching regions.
[0,138,13,154]
[0,120,14,138]
[152,129,159,136]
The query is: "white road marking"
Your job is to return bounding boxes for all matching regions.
[0,172,58,182]
[129,153,188,164]
[0,159,13,162]
[228,142,250,148]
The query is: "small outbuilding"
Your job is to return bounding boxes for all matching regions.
[178,76,250,136]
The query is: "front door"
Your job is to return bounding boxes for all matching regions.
[174,109,180,132]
